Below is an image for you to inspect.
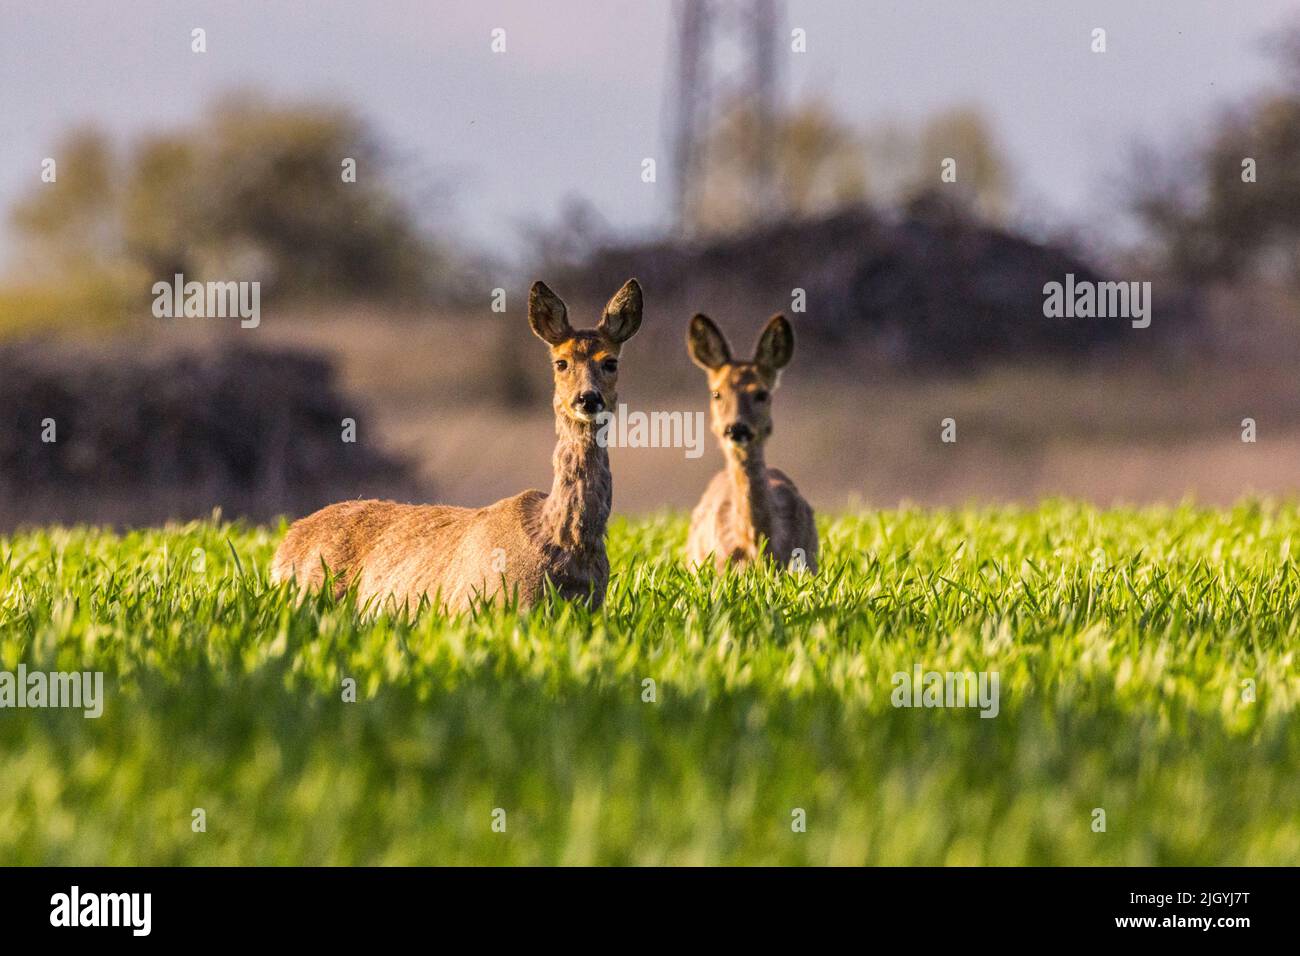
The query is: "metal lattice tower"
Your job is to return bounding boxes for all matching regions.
[666,0,782,233]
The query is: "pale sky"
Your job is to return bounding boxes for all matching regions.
[1,0,1296,265]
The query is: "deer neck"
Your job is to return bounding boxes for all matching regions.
[537,414,612,558]
[724,443,771,553]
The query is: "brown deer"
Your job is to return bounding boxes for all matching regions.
[685,313,818,573]
[270,279,643,612]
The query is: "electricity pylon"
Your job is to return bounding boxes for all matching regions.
[666,0,782,234]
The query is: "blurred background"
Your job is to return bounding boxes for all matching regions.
[2,0,1300,529]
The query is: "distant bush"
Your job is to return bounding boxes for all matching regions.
[549,201,1182,371]
[0,343,427,529]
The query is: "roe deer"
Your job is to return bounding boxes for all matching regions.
[270,279,643,612]
[685,313,818,573]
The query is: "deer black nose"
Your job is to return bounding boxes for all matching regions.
[574,391,604,414]
[724,423,753,443]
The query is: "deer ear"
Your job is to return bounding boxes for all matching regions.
[753,314,794,370]
[687,314,731,370]
[599,278,643,343]
[529,281,571,345]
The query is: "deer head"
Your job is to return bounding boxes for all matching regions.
[687,312,794,455]
[530,279,643,427]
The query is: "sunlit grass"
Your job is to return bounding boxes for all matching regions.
[1,501,1298,864]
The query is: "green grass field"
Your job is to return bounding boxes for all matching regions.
[1,502,1298,865]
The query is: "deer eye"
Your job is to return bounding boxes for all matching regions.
[602,359,618,372]
[554,359,568,371]
[754,389,769,402]
[711,390,721,401]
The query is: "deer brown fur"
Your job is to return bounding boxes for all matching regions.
[685,313,818,573]
[270,279,643,612]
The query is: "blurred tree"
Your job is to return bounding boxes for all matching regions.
[9,95,449,305]
[10,127,122,272]
[186,95,434,298]
[685,99,1010,235]
[859,118,917,209]
[1132,23,1300,284]
[908,106,1010,224]
[690,97,868,234]
[121,135,202,280]
[776,100,870,215]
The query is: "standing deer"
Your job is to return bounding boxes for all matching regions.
[270,279,643,612]
[685,312,818,573]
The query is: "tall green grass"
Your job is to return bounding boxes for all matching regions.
[1,502,1297,864]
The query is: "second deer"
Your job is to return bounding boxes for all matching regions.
[685,312,818,573]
